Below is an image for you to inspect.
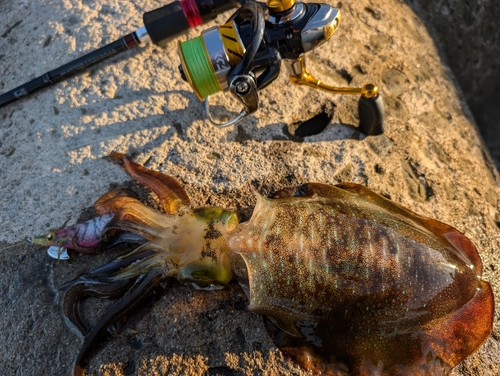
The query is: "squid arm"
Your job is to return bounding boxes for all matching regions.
[72,270,164,376]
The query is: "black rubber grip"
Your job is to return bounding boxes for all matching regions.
[143,3,190,48]
[358,94,386,136]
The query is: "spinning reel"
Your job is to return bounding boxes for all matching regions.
[178,0,385,135]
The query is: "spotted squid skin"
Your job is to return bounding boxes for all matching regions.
[229,182,493,373]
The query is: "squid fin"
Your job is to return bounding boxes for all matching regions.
[94,189,141,216]
[109,153,190,214]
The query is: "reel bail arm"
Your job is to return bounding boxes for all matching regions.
[180,1,274,127]
[205,73,260,127]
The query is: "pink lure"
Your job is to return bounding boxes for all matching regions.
[29,214,114,253]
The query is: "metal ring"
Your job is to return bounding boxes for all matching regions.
[201,27,232,91]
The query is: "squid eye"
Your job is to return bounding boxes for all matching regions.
[47,233,54,241]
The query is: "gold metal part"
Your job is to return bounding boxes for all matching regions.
[360,84,379,99]
[218,21,246,66]
[289,56,379,98]
[266,0,296,13]
[323,10,341,41]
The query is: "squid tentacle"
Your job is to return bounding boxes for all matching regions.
[73,269,164,376]
[60,278,135,338]
[60,246,160,339]
[112,242,177,280]
[103,220,163,241]
[112,201,173,229]
[93,188,139,215]
[81,241,169,281]
[88,249,157,277]
[99,232,147,251]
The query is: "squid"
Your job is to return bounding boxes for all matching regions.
[60,153,493,376]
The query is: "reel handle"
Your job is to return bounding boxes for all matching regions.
[287,55,385,135]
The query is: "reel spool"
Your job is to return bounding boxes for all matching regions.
[178,0,386,135]
[179,1,277,127]
[179,21,246,99]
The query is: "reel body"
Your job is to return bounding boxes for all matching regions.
[178,0,385,135]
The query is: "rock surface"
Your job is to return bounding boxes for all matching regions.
[0,0,498,375]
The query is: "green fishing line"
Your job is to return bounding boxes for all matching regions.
[180,36,220,99]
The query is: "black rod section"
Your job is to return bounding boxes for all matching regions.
[0,33,140,109]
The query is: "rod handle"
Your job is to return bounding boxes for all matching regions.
[143,0,241,47]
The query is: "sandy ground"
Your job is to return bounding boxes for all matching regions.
[0,0,498,375]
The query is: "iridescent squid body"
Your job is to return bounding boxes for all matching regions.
[61,154,494,375]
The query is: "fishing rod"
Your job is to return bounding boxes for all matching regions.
[0,0,241,109]
[0,0,385,135]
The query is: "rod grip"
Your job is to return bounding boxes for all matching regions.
[143,2,189,47]
[358,94,385,136]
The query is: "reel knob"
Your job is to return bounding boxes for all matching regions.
[358,87,385,136]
